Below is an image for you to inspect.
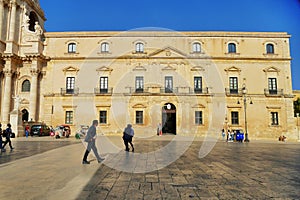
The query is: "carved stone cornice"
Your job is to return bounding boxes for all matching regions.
[22,54,51,63]
[2,53,21,61]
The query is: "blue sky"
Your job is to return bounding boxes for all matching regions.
[40,0,300,90]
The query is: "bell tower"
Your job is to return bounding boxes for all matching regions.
[0,0,48,129]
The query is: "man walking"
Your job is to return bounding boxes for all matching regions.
[123,124,134,152]
[82,120,104,164]
[2,123,14,151]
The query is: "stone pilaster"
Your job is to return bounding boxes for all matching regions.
[0,0,4,41]
[29,67,38,121]
[1,69,12,124]
[8,0,17,41]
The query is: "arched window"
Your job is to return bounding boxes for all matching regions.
[68,43,76,53]
[192,43,201,53]
[135,42,144,53]
[228,43,236,53]
[266,43,274,54]
[29,12,39,32]
[22,80,31,92]
[101,42,109,53]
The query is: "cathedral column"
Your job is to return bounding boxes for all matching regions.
[29,67,38,121]
[8,0,17,41]
[0,0,4,41]
[1,69,12,124]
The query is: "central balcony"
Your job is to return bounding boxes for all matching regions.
[61,88,79,96]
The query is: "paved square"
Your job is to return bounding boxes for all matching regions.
[0,136,299,199]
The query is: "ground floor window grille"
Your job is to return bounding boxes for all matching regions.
[195,111,203,125]
[231,111,239,125]
[99,111,107,124]
[136,111,143,124]
[65,111,73,124]
[271,112,279,125]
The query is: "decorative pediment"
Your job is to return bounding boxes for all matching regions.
[148,46,187,58]
[63,66,79,75]
[132,104,146,108]
[224,66,241,73]
[162,65,176,71]
[192,104,205,108]
[96,105,111,108]
[133,65,147,71]
[21,99,30,104]
[191,66,205,72]
[263,66,280,73]
[96,66,113,73]
[266,106,281,109]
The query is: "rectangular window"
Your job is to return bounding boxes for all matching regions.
[66,77,75,94]
[229,77,238,94]
[194,76,202,93]
[195,111,203,125]
[266,44,274,54]
[65,111,73,124]
[268,78,277,94]
[136,43,144,53]
[271,112,279,125]
[136,111,143,124]
[135,76,144,93]
[68,43,76,53]
[193,43,201,53]
[228,43,236,53]
[165,76,173,93]
[99,111,107,124]
[231,111,239,125]
[101,43,109,53]
[100,77,108,93]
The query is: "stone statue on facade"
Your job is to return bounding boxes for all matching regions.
[34,21,43,35]
[13,95,22,111]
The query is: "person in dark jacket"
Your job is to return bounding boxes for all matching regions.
[82,120,104,164]
[2,123,14,150]
[122,124,134,152]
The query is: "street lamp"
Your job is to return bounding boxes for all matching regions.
[237,84,252,142]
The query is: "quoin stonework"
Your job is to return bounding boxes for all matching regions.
[0,0,298,140]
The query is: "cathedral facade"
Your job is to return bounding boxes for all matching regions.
[0,0,297,140]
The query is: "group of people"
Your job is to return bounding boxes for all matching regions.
[222,129,237,142]
[82,120,135,165]
[0,123,14,152]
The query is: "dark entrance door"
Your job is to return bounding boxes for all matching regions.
[22,109,29,122]
[162,103,176,134]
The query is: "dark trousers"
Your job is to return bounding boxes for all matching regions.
[83,141,101,161]
[123,136,134,151]
[2,138,13,149]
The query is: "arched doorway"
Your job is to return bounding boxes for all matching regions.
[22,109,29,122]
[162,103,176,134]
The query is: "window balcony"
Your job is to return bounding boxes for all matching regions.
[125,87,149,95]
[94,88,113,95]
[61,88,79,95]
[121,86,210,95]
[193,87,209,95]
[264,89,283,97]
[225,88,243,96]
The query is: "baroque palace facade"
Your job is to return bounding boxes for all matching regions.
[0,0,298,140]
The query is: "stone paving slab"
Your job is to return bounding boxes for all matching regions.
[0,136,299,199]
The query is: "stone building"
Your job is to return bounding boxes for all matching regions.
[0,0,297,140]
